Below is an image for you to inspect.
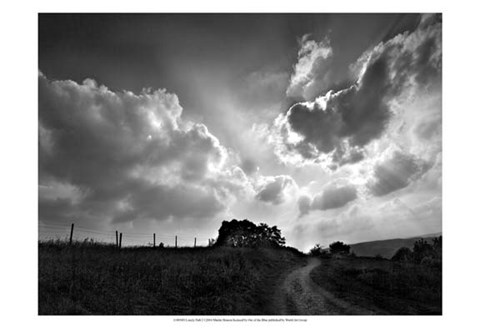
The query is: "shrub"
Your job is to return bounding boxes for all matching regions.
[413,239,435,264]
[391,237,442,266]
[309,244,331,258]
[391,247,413,262]
[432,236,442,257]
[329,241,350,255]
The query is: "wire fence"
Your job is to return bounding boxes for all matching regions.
[38,222,215,248]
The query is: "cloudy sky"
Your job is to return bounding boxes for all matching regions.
[38,13,441,251]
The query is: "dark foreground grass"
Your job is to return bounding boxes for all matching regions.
[309,257,441,315]
[39,241,305,315]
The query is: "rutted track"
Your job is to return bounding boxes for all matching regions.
[271,258,376,315]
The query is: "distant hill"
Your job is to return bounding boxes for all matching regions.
[415,232,442,239]
[349,233,442,259]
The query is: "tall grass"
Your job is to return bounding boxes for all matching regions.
[309,257,441,314]
[39,240,304,315]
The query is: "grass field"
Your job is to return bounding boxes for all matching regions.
[39,239,442,315]
[38,240,305,315]
[309,256,442,314]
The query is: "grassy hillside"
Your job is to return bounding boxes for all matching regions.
[309,257,442,314]
[39,240,305,315]
[350,235,441,258]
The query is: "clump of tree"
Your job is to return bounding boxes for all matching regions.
[391,237,442,267]
[329,241,351,255]
[309,241,351,258]
[309,244,331,258]
[215,219,286,248]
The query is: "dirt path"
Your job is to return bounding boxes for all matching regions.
[271,257,376,315]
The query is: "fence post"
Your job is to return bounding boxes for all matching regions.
[175,235,177,248]
[116,230,118,248]
[69,223,74,245]
[194,237,196,248]
[119,233,123,249]
[153,233,156,248]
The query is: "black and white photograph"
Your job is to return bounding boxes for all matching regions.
[36,13,443,316]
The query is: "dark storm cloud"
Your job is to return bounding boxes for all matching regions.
[255,175,294,205]
[111,181,224,223]
[38,198,77,223]
[38,74,246,224]
[275,15,441,166]
[368,151,429,197]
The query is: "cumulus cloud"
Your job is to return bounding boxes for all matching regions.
[312,184,358,211]
[367,151,429,197]
[255,175,296,205]
[297,182,357,216]
[287,35,333,100]
[272,15,441,167]
[38,74,248,225]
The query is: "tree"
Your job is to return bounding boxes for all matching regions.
[256,223,286,247]
[413,238,434,263]
[215,219,286,248]
[329,241,350,255]
[432,236,442,258]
